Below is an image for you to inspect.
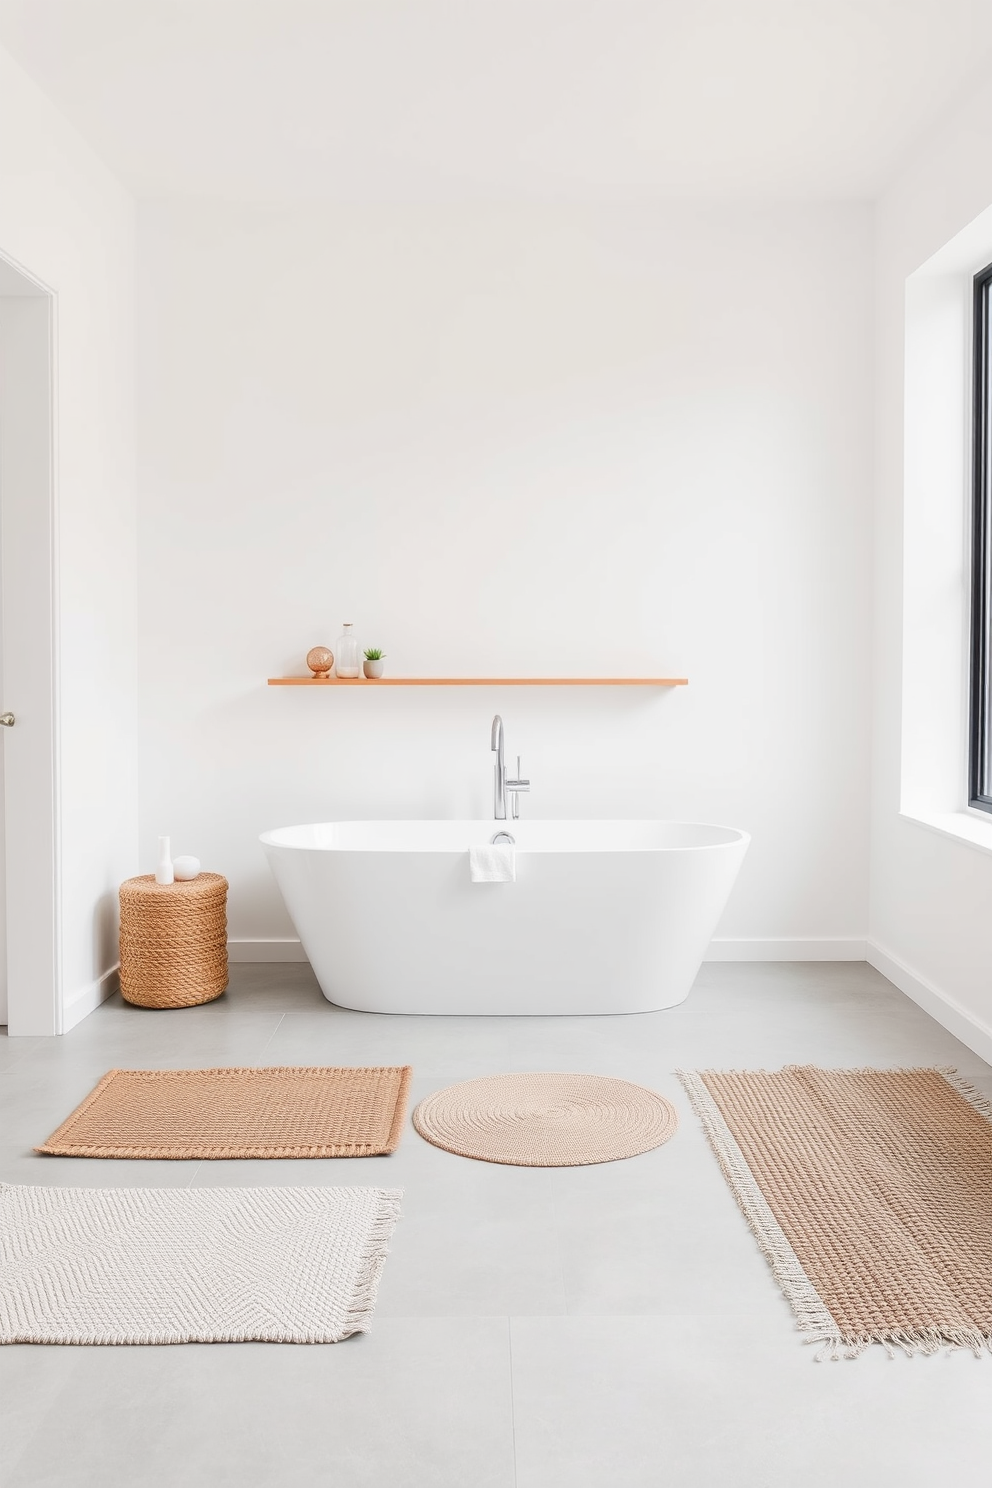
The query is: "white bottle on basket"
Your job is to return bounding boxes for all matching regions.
[155,836,174,885]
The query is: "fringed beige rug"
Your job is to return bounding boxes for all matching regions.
[413,1072,678,1166]
[0,1182,401,1344]
[678,1066,992,1359]
[36,1066,412,1159]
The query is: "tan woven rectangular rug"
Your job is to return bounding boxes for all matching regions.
[0,1182,401,1344]
[36,1066,412,1159]
[678,1066,992,1359]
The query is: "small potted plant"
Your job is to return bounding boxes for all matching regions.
[363,647,386,679]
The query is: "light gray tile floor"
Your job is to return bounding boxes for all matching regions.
[1,960,989,1486]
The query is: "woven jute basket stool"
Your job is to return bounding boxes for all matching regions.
[119,873,228,1009]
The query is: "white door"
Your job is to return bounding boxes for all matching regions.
[0,588,5,1024]
[0,256,60,1035]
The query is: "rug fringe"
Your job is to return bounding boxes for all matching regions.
[814,1327,992,1362]
[936,1068,992,1127]
[340,1187,403,1337]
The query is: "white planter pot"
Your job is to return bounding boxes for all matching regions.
[363,660,384,679]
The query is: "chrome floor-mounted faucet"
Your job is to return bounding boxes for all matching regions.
[491,715,530,821]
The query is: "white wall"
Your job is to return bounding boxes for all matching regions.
[137,199,873,956]
[0,45,138,1028]
[870,73,992,1063]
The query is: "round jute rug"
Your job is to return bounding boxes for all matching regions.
[412,1072,678,1167]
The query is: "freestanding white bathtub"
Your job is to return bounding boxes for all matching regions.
[260,819,749,1016]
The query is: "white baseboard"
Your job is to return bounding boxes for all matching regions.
[866,940,992,1067]
[62,964,119,1033]
[228,939,310,963]
[705,937,867,961]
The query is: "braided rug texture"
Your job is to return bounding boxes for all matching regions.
[36,1066,412,1160]
[119,873,228,1008]
[413,1072,678,1166]
[678,1066,992,1360]
[0,1182,401,1344]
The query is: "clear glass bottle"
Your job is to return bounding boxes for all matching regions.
[335,622,361,678]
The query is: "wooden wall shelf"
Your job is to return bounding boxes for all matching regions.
[268,676,688,687]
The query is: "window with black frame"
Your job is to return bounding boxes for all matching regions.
[972,261,992,813]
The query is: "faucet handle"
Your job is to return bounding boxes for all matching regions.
[506,755,530,791]
[508,756,529,820]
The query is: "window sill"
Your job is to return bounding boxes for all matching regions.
[899,809,992,859]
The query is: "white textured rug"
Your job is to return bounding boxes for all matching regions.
[0,1182,401,1345]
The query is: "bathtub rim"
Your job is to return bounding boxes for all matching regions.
[259,818,751,855]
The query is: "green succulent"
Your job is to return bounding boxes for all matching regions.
[363,647,386,661]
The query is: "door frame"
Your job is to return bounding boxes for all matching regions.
[0,246,61,1036]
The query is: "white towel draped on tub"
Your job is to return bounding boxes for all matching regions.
[469,844,516,882]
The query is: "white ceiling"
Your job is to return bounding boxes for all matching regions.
[1,0,990,204]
